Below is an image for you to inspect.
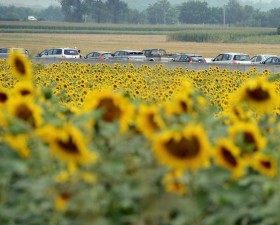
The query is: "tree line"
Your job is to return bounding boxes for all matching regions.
[1,0,280,28]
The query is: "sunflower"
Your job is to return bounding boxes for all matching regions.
[214,138,246,180]
[235,76,279,113]
[136,104,165,138]
[0,87,9,106]
[162,170,186,195]
[39,125,97,165]
[83,89,134,132]
[250,153,277,178]
[151,124,211,171]
[5,134,31,158]
[8,49,33,81]
[55,191,70,212]
[229,121,266,156]
[7,97,42,128]
[12,80,35,99]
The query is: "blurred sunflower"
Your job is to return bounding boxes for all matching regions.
[8,49,32,81]
[7,97,42,128]
[152,124,211,171]
[214,138,246,180]
[12,80,35,99]
[55,191,70,212]
[162,169,186,195]
[39,125,97,165]
[250,153,277,178]
[235,76,279,113]
[5,133,31,158]
[83,89,134,132]
[229,121,266,156]
[136,104,165,138]
[0,87,9,106]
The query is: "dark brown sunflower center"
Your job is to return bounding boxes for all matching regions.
[148,113,160,131]
[57,136,79,154]
[243,132,257,152]
[60,192,70,200]
[164,136,200,159]
[246,87,270,101]
[260,160,271,169]
[20,89,31,96]
[15,103,35,126]
[179,100,188,112]
[221,147,238,167]
[15,58,26,75]
[0,92,8,103]
[97,98,121,122]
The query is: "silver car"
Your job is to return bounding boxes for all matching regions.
[211,53,251,65]
[250,54,278,64]
[111,50,146,62]
[0,47,29,58]
[40,48,80,59]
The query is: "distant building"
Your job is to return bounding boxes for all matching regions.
[27,16,37,21]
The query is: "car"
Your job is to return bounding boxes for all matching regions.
[111,50,146,62]
[84,51,112,60]
[261,56,280,65]
[171,54,206,63]
[0,47,29,58]
[211,53,251,65]
[142,48,171,62]
[250,54,278,64]
[40,48,80,59]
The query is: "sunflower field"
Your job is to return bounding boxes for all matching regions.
[0,51,280,225]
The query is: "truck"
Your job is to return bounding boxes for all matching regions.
[142,48,173,62]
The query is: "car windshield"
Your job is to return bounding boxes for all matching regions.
[64,49,79,55]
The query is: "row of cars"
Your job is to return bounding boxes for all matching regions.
[35,48,280,65]
[1,47,280,65]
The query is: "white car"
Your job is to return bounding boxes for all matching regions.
[250,54,278,64]
[211,53,251,65]
[40,48,80,59]
[111,50,146,62]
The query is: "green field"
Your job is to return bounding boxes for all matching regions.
[1,21,279,44]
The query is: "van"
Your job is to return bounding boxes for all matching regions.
[40,48,80,59]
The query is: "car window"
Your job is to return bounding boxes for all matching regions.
[0,48,8,53]
[266,58,273,63]
[64,49,79,55]
[234,55,250,61]
[53,49,62,55]
[256,56,262,62]
[215,54,224,61]
[47,49,54,55]
[223,54,231,61]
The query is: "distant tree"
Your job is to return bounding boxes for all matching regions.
[146,0,177,24]
[266,8,280,27]
[59,0,84,22]
[83,0,108,23]
[178,1,210,24]
[0,6,34,21]
[278,24,280,34]
[225,0,244,25]
[105,0,129,23]
[39,6,63,21]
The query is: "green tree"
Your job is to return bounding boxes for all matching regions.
[83,0,108,23]
[178,1,210,24]
[105,0,129,23]
[39,6,63,21]
[59,0,84,22]
[146,0,177,24]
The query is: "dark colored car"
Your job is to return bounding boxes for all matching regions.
[142,48,171,62]
[0,47,29,58]
[261,56,280,65]
[84,51,112,60]
[171,54,206,63]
